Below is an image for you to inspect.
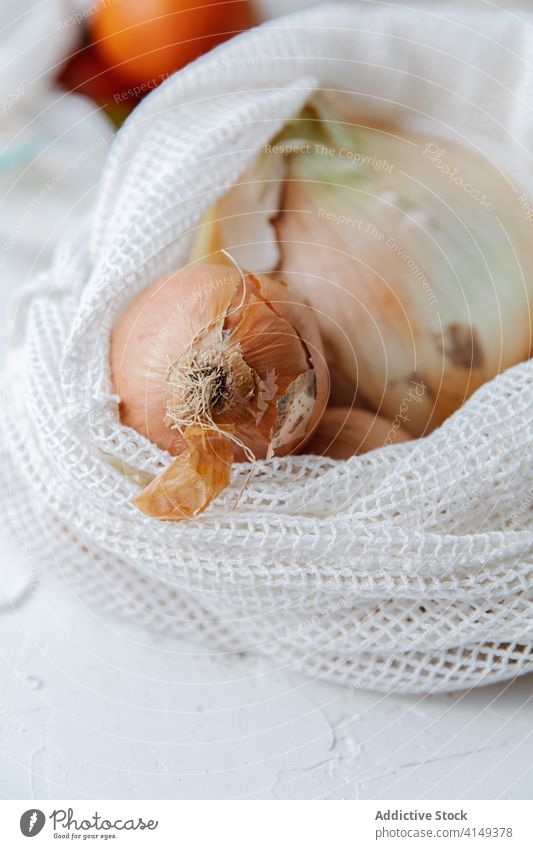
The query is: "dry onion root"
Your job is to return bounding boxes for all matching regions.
[110,263,329,521]
[305,407,412,460]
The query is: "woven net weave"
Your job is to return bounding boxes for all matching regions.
[1,3,533,693]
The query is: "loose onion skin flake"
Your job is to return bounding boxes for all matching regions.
[110,264,329,521]
[305,407,412,460]
[133,427,233,521]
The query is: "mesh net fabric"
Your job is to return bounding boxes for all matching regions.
[1,3,533,693]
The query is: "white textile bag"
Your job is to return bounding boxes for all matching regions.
[1,3,532,693]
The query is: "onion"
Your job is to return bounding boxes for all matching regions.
[191,97,533,436]
[110,263,328,520]
[275,100,533,434]
[304,407,411,460]
[188,149,286,273]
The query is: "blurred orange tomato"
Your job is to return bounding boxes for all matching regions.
[58,44,134,125]
[89,0,258,85]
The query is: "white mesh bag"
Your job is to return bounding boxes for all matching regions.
[1,2,533,693]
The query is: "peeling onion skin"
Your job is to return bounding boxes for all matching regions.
[110,264,329,461]
[304,407,412,460]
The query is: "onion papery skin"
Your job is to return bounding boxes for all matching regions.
[110,263,329,464]
[304,407,412,460]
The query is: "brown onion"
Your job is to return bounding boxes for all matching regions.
[110,263,329,520]
[304,407,412,460]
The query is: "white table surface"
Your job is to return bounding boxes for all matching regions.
[1,0,532,803]
[1,531,532,800]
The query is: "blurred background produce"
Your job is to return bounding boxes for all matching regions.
[0,0,273,356]
[59,0,259,125]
